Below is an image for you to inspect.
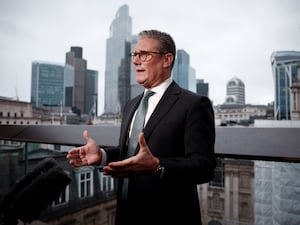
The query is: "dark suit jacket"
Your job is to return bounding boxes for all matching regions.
[105,81,216,225]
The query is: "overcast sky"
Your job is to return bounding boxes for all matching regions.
[0,0,299,113]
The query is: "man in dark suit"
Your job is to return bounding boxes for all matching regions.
[67,29,216,225]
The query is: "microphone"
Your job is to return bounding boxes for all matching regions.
[0,157,72,225]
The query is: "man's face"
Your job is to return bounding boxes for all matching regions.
[132,38,171,89]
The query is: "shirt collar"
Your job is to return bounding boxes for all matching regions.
[145,76,173,96]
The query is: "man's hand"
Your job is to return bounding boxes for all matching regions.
[103,132,159,178]
[66,130,102,167]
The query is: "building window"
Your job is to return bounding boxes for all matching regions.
[78,169,94,198]
[208,220,222,225]
[209,159,224,188]
[107,209,116,225]
[241,202,250,220]
[53,184,70,206]
[209,193,224,212]
[84,211,100,225]
[99,172,115,192]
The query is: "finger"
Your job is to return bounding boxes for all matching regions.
[83,130,91,143]
[138,132,147,148]
[69,158,82,167]
[66,148,80,159]
[79,147,85,155]
[108,159,131,169]
[103,166,130,177]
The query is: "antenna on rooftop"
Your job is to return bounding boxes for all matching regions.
[15,73,20,101]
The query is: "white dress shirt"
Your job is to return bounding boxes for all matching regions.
[129,76,173,134]
[99,77,173,166]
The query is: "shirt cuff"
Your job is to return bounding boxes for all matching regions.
[99,147,107,166]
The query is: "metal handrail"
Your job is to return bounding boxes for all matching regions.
[1,124,300,162]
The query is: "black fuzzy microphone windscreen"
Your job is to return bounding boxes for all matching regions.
[0,157,72,225]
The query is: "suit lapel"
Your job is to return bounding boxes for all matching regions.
[119,94,143,155]
[120,82,182,156]
[143,82,181,139]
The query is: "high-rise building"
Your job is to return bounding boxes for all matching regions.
[104,4,132,117]
[189,66,196,93]
[85,69,98,116]
[224,76,245,105]
[173,49,197,92]
[173,49,190,90]
[196,79,209,97]
[31,47,97,117]
[271,51,300,120]
[64,47,87,115]
[31,61,64,107]
[130,35,143,99]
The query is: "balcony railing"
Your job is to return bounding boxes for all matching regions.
[1,124,300,225]
[0,124,299,162]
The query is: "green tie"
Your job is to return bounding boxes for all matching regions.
[127,90,155,157]
[122,90,155,202]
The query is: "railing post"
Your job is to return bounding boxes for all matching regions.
[24,142,28,175]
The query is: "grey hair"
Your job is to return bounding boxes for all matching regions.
[138,29,176,69]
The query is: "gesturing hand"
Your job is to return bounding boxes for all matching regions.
[103,132,159,177]
[66,130,102,167]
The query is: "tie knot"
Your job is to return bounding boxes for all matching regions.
[144,90,155,100]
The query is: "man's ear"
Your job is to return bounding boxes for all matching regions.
[163,53,174,68]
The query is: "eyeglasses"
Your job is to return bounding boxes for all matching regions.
[130,51,167,62]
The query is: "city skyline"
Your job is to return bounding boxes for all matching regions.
[0,0,299,114]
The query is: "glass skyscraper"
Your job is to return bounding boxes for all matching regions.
[31,61,64,107]
[104,4,132,117]
[271,51,300,120]
[196,79,209,97]
[85,69,98,116]
[172,49,197,92]
[31,47,98,116]
[173,49,190,91]
[130,35,143,99]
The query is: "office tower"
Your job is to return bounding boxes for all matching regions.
[31,61,64,107]
[173,49,190,90]
[189,66,196,93]
[173,49,197,92]
[271,51,300,120]
[104,4,132,117]
[64,46,98,115]
[130,35,143,99]
[64,46,87,115]
[224,76,245,105]
[196,79,209,97]
[85,69,98,116]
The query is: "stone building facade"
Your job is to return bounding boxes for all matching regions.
[199,159,254,225]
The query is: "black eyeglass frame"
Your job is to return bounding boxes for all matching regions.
[130,51,167,62]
